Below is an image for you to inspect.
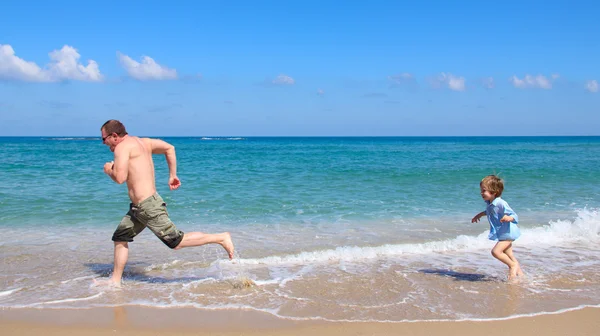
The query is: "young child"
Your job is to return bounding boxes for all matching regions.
[471,175,524,281]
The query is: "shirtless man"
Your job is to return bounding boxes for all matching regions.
[99,119,234,286]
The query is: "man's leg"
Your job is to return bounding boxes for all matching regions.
[143,197,235,259]
[101,209,144,286]
[174,231,234,259]
[109,241,129,285]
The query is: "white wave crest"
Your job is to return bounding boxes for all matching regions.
[35,293,103,305]
[0,287,21,297]
[518,208,600,245]
[236,209,599,266]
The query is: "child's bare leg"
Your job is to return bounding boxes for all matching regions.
[504,245,523,276]
[491,241,518,279]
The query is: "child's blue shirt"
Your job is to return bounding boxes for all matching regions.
[485,197,521,241]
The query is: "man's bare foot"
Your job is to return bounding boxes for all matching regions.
[92,278,122,288]
[219,232,235,260]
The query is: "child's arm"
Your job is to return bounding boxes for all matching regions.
[499,202,519,223]
[471,211,486,223]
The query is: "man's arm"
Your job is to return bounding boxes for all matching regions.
[105,144,129,184]
[149,138,180,190]
[149,138,177,177]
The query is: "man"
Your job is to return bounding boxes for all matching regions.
[98,119,234,287]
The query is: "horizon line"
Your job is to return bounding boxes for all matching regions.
[2,135,600,138]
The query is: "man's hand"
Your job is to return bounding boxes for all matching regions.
[169,176,181,190]
[500,215,514,222]
[104,161,114,175]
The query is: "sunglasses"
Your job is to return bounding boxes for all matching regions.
[102,133,114,143]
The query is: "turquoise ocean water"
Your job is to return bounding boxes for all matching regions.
[1,136,600,321]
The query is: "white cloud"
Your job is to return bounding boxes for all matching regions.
[0,45,45,81]
[482,77,495,89]
[0,44,102,82]
[316,88,324,95]
[585,80,598,93]
[431,72,465,91]
[509,74,554,89]
[117,52,177,80]
[272,74,295,85]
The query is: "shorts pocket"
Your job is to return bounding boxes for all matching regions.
[140,201,167,220]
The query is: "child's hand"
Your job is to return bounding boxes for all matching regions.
[500,215,514,222]
[471,214,482,223]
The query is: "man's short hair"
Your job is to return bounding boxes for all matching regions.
[101,120,128,137]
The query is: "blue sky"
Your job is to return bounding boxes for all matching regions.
[1,0,598,136]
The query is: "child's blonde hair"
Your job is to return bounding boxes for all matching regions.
[480,175,504,197]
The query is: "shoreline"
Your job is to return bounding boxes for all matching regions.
[2,306,599,336]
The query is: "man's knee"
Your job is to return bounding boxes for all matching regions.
[165,232,185,250]
[114,241,129,248]
[158,229,185,249]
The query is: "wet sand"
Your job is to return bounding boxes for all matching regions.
[1,306,598,336]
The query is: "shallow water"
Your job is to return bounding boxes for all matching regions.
[1,136,599,321]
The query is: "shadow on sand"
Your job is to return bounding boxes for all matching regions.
[419,268,499,282]
[84,262,210,284]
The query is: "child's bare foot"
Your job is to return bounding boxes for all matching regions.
[219,232,235,260]
[516,264,524,277]
[508,264,519,280]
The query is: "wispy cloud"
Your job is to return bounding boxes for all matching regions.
[585,80,598,93]
[272,74,295,85]
[388,73,416,88]
[0,44,103,82]
[430,73,466,91]
[259,74,295,87]
[117,52,177,80]
[509,74,555,89]
[317,88,324,96]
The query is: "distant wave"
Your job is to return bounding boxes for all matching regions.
[200,137,245,141]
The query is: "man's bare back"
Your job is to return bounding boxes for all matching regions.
[109,135,176,204]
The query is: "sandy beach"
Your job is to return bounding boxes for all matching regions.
[2,306,598,336]
[4,0,600,333]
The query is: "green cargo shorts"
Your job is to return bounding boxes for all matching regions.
[112,193,185,249]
